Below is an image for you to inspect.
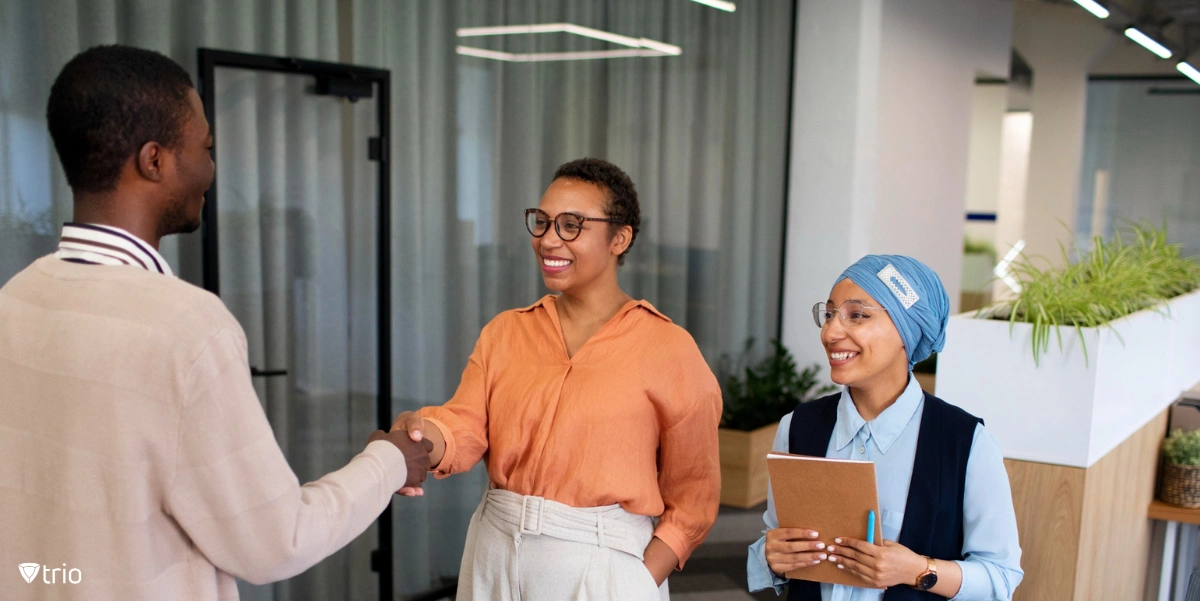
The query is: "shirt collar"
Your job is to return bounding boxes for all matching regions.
[55,223,174,277]
[517,295,672,322]
[516,295,555,313]
[832,373,925,454]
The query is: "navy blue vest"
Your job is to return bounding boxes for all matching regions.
[784,392,981,601]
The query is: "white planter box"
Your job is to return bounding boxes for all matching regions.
[937,289,1200,468]
[1168,290,1200,396]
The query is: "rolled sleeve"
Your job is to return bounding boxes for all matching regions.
[418,416,458,478]
[651,521,694,569]
[747,413,792,595]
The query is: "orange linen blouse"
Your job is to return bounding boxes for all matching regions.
[417,295,722,567]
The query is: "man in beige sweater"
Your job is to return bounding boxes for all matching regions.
[0,45,431,600]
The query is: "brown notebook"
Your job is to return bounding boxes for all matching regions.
[766,452,883,589]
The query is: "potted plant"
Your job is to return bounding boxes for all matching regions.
[937,223,1200,467]
[1161,429,1200,508]
[717,339,835,508]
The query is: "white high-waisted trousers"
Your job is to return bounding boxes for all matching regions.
[455,488,671,601]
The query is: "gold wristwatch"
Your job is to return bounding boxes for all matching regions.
[913,557,938,591]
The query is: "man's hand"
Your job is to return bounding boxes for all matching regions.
[391,411,447,481]
[765,528,828,576]
[368,429,434,495]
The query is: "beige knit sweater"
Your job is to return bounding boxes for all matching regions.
[0,257,408,600]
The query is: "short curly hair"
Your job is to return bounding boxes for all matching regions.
[46,45,195,194]
[552,158,641,265]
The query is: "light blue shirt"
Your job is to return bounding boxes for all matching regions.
[747,375,1023,600]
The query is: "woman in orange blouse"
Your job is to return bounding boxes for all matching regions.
[393,158,721,600]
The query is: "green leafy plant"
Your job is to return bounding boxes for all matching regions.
[978,223,1200,365]
[964,237,997,263]
[1163,429,1200,466]
[717,339,836,432]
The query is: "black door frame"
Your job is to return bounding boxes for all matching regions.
[196,48,396,601]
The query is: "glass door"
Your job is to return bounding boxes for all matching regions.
[204,52,388,601]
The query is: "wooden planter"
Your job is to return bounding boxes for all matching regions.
[719,423,779,509]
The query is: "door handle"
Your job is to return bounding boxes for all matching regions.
[250,366,289,378]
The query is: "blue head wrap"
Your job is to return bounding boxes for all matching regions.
[835,255,949,369]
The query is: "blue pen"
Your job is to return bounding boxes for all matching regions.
[867,510,876,544]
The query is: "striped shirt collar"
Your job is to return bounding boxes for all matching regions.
[54,223,174,277]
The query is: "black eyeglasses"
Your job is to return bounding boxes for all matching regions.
[524,209,624,242]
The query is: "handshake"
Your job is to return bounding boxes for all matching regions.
[366,427,434,495]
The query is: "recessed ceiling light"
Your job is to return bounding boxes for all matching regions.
[456,23,681,62]
[1070,0,1109,19]
[1124,27,1173,60]
[1177,62,1200,86]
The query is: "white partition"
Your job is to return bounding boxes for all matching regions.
[938,289,1200,468]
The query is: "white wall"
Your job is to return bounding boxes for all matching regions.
[1012,1,1114,264]
[961,84,1008,297]
[964,84,1007,248]
[779,0,882,372]
[781,0,1013,378]
[992,111,1033,300]
[869,0,1012,305]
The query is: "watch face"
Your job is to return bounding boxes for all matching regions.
[917,572,938,591]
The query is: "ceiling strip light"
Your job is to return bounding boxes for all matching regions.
[457,24,571,38]
[455,22,681,62]
[456,48,672,63]
[455,46,517,61]
[1178,62,1200,85]
[564,24,642,48]
[1124,27,1173,59]
[1071,0,1110,19]
[689,0,737,12]
[638,38,683,56]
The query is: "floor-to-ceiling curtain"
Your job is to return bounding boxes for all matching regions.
[351,0,795,594]
[0,2,378,601]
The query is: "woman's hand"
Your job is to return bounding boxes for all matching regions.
[390,411,447,495]
[641,537,678,587]
[765,528,828,576]
[826,538,926,589]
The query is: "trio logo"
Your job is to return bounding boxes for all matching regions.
[18,563,39,583]
[18,562,82,584]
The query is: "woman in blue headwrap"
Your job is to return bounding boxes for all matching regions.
[747,255,1023,601]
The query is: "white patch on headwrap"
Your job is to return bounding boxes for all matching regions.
[877,264,920,309]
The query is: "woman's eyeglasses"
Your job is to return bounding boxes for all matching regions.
[524,208,624,242]
[812,301,889,328]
